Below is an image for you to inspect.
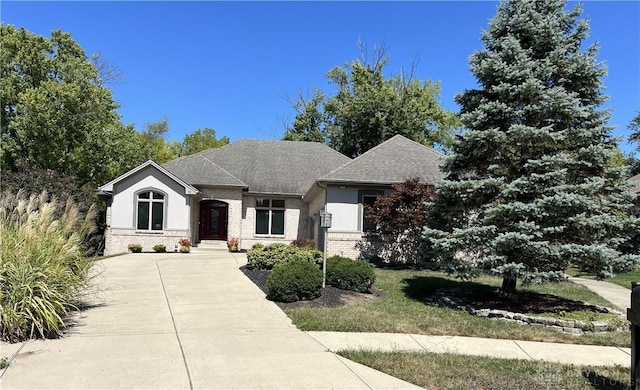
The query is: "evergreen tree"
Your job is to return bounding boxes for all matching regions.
[423,0,639,292]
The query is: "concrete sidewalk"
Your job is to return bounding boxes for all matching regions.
[568,276,631,311]
[307,331,631,367]
[0,251,420,389]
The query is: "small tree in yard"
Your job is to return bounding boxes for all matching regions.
[423,0,639,293]
[360,178,436,265]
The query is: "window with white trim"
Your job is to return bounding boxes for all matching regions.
[137,190,165,230]
[255,199,285,235]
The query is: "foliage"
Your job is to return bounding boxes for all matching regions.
[358,178,436,264]
[290,238,317,249]
[326,256,376,293]
[0,191,97,341]
[423,0,640,292]
[0,24,132,186]
[266,261,323,303]
[246,243,323,270]
[179,246,190,253]
[178,238,192,247]
[283,46,459,157]
[175,127,229,157]
[127,243,142,253]
[152,244,166,253]
[282,88,328,143]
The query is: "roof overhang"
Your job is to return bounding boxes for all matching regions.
[96,160,200,195]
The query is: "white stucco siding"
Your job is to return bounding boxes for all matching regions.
[109,165,191,230]
[325,186,360,232]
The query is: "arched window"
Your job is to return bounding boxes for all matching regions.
[137,190,165,230]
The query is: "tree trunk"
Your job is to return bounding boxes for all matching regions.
[501,277,517,294]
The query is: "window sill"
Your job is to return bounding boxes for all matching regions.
[253,234,286,238]
[135,230,164,235]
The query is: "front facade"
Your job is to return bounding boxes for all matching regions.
[97,136,444,257]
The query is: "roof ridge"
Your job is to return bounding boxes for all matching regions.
[199,153,247,186]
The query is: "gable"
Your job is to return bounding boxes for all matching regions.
[97,160,198,195]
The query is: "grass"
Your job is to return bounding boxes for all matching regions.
[285,269,630,347]
[567,266,640,290]
[0,191,98,342]
[339,350,630,390]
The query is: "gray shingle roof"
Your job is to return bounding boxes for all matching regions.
[163,154,246,187]
[319,135,444,185]
[163,139,351,195]
[630,174,640,194]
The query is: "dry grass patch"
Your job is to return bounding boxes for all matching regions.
[339,350,630,390]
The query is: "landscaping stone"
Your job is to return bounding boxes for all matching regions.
[429,287,622,334]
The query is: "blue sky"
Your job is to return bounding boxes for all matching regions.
[3,1,639,156]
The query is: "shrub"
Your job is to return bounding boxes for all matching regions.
[128,243,142,253]
[291,239,317,249]
[152,244,166,253]
[179,245,190,253]
[246,243,323,270]
[267,261,323,303]
[178,238,192,248]
[326,256,376,293]
[0,191,97,342]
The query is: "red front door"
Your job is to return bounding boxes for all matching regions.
[200,202,228,240]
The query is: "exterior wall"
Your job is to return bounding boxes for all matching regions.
[105,228,187,255]
[326,231,364,259]
[306,187,327,249]
[323,184,392,259]
[103,165,192,255]
[193,187,244,245]
[109,165,191,230]
[240,195,308,249]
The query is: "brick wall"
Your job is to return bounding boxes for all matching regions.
[240,196,307,250]
[104,228,189,255]
[326,231,365,259]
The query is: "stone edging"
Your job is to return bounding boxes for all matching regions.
[431,288,627,334]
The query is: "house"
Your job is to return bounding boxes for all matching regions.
[630,174,640,196]
[97,135,444,257]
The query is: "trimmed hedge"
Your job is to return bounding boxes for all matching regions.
[266,261,323,303]
[246,243,323,270]
[326,256,376,293]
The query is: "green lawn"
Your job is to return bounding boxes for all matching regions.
[286,269,630,347]
[339,350,629,390]
[567,266,640,290]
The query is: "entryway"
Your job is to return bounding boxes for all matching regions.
[199,200,228,241]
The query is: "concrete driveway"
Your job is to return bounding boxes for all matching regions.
[0,251,419,389]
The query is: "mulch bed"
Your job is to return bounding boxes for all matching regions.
[426,288,612,314]
[240,265,384,310]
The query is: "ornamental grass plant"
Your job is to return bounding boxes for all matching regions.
[0,191,97,342]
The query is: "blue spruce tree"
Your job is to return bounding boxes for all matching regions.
[423,0,639,293]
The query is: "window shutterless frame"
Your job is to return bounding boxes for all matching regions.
[255,198,285,235]
[136,190,165,230]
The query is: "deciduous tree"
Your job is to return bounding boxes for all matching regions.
[0,24,124,186]
[283,47,459,156]
[358,178,436,265]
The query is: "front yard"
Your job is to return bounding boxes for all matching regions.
[339,350,630,390]
[283,269,630,347]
